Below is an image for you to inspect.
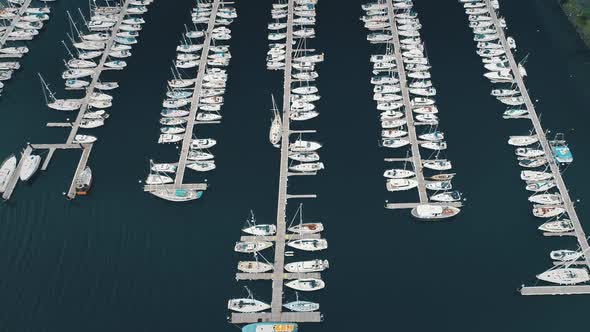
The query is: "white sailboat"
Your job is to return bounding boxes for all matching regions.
[242,211,276,236]
[269,94,282,148]
[285,278,325,292]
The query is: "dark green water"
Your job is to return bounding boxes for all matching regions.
[0,0,589,331]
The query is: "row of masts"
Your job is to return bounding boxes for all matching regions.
[458,0,590,293]
[2,0,153,201]
[142,0,237,201]
[362,0,464,220]
[0,0,52,95]
[228,0,327,328]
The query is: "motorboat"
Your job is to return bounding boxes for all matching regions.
[191,138,216,149]
[73,135,97,144]
[234,241,273,253]
[285,278,325,292]
[287,239,328,251]
[75,166,92,196]
[411,204,460,220]
[425,181,452,191]
[386,178,418,192]
[19,154,41,181]
[0,155,17,193]
[284,259,329,273]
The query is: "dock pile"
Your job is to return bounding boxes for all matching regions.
[361,0,463,220]
[459,0,590,293]
[228,0,327,327]
[144,0,236,202]
[0,0,54,95]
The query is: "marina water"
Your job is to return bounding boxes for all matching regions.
[0,0,589,330]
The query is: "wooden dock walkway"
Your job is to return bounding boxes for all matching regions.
[386,0,428,205]
[173,0,222,188]
[486,0,590,272]
[269,0,297,322]
[231,312,322,324]
[520,285,590,296]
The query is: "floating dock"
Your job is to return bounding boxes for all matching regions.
[481,0,590,294]
[385,0,428,204]
[230,0,325,324]
[3,0,153,201]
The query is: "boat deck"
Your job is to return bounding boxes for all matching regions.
[484,0,590,288]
